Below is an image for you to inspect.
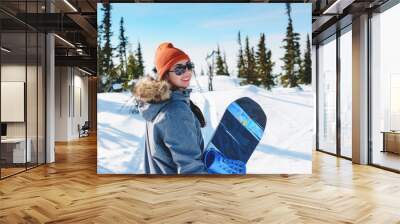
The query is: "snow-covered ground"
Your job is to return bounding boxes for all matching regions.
[98,75,313,174]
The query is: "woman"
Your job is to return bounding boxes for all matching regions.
[134,42,207,174]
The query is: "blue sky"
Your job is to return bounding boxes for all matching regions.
[98,3,311,76]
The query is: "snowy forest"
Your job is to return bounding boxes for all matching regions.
[97,3,312,92]
[98,3,313,174]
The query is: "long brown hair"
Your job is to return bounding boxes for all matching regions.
[159,71,181,91]
[158,69,206,127]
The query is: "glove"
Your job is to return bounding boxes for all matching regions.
[203,148,246,174]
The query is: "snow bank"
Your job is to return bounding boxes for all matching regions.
[190,75,242,92]
[98,76,313,174]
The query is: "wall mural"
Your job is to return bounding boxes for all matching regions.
[97,3,313,174]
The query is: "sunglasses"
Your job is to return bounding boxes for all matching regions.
[169,61,194,76]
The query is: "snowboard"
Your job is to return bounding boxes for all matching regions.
[203,97,267,174]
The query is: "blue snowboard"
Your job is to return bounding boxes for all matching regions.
[203,97,267,174]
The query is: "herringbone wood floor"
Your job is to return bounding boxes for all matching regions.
[1,135,400,224]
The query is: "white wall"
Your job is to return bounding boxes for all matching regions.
[55,66,69,141]
[1,64,25,81]
[1,65,26,141]
[1,82,25,122]
[54,66,89,141]
[1,63,46,164]
[75,70,89,138]
[1,65,40,138]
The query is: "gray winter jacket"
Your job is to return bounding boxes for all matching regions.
[135,77,207,174]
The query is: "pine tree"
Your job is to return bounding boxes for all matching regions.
[266,50,274,85]
[215,45,227,76]
[299,34,312,84]
[280,3,302,88]
[223,51,230,76]
[108,66,120,92]
[136,42,145,77]
[255,33,275,89]
[237,31,246,80]
[117,17,128,85]
[244,36,256,84]
[251,47,257,84]
[294,36,302,79]
[126,51,139,80]
[97,21,105,92]
[101,3,114,92]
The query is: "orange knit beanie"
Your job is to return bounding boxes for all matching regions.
[154,42,190,80]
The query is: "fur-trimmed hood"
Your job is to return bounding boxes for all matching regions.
[133,76,192,121]
[133,76,171,103]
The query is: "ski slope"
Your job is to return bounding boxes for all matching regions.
[98,75,313,174]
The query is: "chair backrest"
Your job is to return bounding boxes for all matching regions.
[82,121,90,129]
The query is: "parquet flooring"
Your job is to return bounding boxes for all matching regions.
[1,135,400,223]
[1,167,26,178]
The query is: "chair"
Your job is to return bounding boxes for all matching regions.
[79,121,90,138]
